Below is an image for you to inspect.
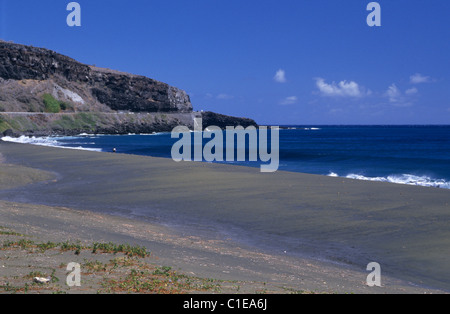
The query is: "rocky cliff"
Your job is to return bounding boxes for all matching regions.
[0,41,257,136]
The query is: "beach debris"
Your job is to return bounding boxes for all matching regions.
[33,276,51,284]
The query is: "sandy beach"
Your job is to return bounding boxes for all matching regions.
[1,141,449,294]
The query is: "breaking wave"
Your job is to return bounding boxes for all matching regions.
[1,136,103,152]
[328,172,450,189]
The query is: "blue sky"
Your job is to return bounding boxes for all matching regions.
[1,0,449,125]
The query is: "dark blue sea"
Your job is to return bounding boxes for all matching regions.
[3,125,450,189]
[3,125,450,291]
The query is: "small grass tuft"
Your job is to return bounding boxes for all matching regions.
[92,242,149,258]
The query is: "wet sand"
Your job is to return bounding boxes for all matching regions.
[1,141,450,293]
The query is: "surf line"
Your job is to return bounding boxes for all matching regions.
[171,118,279,173]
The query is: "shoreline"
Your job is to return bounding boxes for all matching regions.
[1,199,434,294]
[1,141,450,293]
[3,131,450,191]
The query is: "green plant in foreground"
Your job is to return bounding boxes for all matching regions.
[92,242,149,258]
[59,241,84,256]
[24,271,47,279]
[153,266,172,276]
[36,241,59,252]
[0,227,23,237]
[1,237,150,259]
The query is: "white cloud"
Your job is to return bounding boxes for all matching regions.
[410,73,432,84]
[279,96,298,105]
[216,94,234,100]
[315,78,367,97]
[385,84,415,107]
[386,84,402,103]
[274,69,287,83]
[405,87,418,95]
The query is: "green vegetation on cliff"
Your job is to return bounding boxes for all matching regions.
[43,94,69,113]
[0,112,195,136]
[0,115,13,134]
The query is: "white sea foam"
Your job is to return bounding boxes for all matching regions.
[78,133,96,136]
[140,132,169,136]
[1,136,102,152]
[298,127,322,131]
[328,172,450,189]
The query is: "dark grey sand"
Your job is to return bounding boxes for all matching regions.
[1,141,450,293]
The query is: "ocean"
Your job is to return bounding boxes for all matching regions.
[3,125,450,189]
[2,125,450,291]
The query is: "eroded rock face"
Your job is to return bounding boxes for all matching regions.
[0,42,91,82]
[200,111,258,129]
[0,41,192,113]
[0,41,258,136]
[89,70,192,113]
